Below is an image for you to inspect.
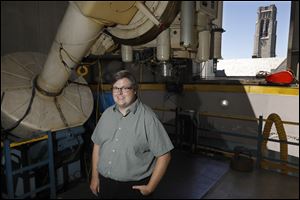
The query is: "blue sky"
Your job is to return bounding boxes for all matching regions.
[222,1,291,59]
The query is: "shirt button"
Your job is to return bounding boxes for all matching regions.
[108,171,110,175]
[118,127,121,130]
[112,149,115,152]
[108,161,112,165]
[115,138,119,142]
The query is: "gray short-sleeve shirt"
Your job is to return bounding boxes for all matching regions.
[91,99,174,181]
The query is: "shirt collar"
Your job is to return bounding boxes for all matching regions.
[113,98,139,115]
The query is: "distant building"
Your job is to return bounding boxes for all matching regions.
[252,4,277,58]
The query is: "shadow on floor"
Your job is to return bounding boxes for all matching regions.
[154,149,229,199]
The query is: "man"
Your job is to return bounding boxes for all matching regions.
[90,70,174,199]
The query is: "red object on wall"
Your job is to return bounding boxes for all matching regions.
[265,70,294,84]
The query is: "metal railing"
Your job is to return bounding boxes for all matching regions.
[1,131,56,199]
[153,106,299,175]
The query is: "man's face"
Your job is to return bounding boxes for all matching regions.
[112,78,136,109]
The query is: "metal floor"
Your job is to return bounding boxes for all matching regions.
[57,151,299,199]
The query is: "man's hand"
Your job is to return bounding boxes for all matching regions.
[90,176,100,196]
[132,184,153,196]
[90,144,100,196]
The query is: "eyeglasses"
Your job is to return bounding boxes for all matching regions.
[112,87,133,93]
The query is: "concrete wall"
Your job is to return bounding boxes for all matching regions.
[139,88,299,158]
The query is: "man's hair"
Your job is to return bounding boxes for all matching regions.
[112,70,138,90]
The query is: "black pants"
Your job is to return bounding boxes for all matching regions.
[98,174,153,199]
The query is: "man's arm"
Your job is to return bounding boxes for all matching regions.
[90,143,100,195]
[132,152,171,195]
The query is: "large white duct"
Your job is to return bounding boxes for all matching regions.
[1,1,180,139]
[1,52,94,138]
[37,2,104,95]
[1,2,104,138]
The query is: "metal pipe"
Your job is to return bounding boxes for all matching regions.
[4,140,14,199]
[47,131,56,199]
[157,28,170,61]
[212,1,224,59]
[180,1,195,47]
[196,30,210,62]
[161,61,172,77]
[256,116,263,169]
[121,45,133,62]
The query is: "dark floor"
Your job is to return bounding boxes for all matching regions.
[57,150,299,199]
[204,168,299,199]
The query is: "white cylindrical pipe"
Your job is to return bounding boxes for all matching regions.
[213,1,223,59]
[192,60,201,76]
[213,32,222,59]
[156,28,170,61]
[37,2,104,94]
[180,1,195,47]
[196,30,210,62]
[161,61,172,77]
[121,45,133,62]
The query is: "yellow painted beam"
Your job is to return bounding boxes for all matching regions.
[89,83,299,96]
[139,84,166,91]
[1,134,49,148]
[184,84,299,96]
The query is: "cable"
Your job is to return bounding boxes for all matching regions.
[59,43,98,71]
[95,60,100,123]
[98,59,107,110]
[59,44,72,73]
[67,80,89,86]
[1,92,5,106]
[2,76,37,132]
[76,83,88,118]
